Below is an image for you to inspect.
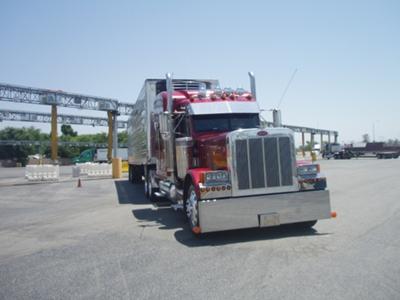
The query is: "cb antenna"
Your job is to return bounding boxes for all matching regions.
[277,68,298,109]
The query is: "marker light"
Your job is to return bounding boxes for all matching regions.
[192,226,201,234]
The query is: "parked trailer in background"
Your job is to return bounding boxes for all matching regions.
[322,143,353,159]
[127,73,335,234]
[347,142,399,159]
[323,142,399,160]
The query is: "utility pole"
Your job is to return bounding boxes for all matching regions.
[107,111,113,161]
[51,105,58,162]
[112,112,118,158]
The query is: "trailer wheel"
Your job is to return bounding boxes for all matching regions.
[184,184,201,234]
[296,220,317,228]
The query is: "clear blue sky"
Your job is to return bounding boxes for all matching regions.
[1,0,399,143]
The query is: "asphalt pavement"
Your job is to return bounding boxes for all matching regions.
[0,158,399,299]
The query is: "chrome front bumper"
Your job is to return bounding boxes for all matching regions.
[198,190,331,233]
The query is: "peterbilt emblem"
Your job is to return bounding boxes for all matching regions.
[257,131,268,136]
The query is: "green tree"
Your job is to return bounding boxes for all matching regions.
[118,131,128,144]
[61,124,77,137]
[0,127,49,165]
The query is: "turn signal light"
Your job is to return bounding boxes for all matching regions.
[331,211,337,218]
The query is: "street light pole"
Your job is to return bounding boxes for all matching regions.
[372,120,379,142]
[372,123,375,142]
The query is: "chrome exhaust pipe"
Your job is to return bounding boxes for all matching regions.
[272,109,282,127]
[165,73,175,175]
[166,73,173,113]
[248,72,256,99]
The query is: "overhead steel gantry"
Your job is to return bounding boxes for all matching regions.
[0,82,134,162]
[0,140,127,148]
[0,109,128,128]
[265,109,339,157]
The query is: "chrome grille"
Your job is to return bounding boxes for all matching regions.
[249,139,265,188]
[234,136,294,191]
[279,137,293,186]
[236,139,250,190]
[264,138,280,187]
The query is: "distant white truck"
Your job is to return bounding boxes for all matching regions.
[95,148,128,162]
[312,143,321,155]
[73,148,128,163]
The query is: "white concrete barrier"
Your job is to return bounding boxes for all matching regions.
[73,163,112,178]
[25,165,59,181]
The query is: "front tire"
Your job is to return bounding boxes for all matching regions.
[144,169,157,202]
[144,174,156,202]
[185,184,201,234]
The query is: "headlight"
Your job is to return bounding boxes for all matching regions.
[204,171,229,185]
[297,164,320,176]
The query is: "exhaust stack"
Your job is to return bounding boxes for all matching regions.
[248,72,256,99]
[165,73,175,175]
[166,73,173,113]
[272,109,282,127]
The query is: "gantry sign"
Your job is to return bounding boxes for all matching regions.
[0,109,128,128]
[0,140,127,148]
[0,83,134,162]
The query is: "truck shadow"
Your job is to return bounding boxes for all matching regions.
[174,225,329,247]
[132,206,330,247]
[116,180,330,247]
[115,180,148,204]
[132,207,328,247]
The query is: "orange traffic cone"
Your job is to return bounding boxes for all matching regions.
[77,178,82,188]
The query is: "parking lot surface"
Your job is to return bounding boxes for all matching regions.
[0,159,399,299]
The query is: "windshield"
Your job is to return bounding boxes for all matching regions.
[193,114,260,133]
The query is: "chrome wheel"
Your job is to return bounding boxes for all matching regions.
[185,185,199,229]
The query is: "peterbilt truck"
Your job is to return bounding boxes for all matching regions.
[128,73,334,234]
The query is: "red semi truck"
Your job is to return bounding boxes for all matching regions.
[128,73,334,234]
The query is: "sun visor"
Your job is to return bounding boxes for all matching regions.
[187,101,260,115]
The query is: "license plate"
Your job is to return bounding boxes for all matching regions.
[259,213,280,227]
